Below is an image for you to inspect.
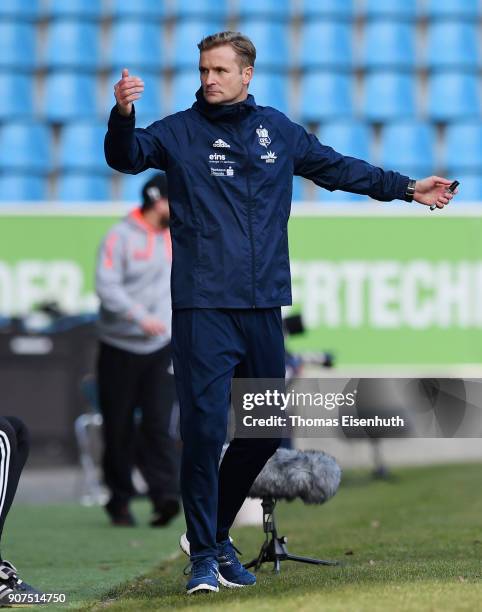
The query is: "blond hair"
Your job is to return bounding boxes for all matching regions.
[197,31,256,69]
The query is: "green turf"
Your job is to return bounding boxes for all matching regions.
[3,499,185,610]
[7,463,482,611]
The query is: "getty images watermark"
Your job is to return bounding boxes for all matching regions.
[230,378,482,438]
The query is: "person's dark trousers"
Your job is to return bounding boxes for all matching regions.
[0,416,30,545]
[172,308,284,561]
[97,341,180,508]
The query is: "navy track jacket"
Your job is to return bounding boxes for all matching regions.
[105,90,410,310]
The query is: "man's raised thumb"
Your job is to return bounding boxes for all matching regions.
[121,68,129,79]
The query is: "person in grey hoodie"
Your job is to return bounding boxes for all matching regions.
[95,173,180,527]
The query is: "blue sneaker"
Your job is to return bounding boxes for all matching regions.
[217,539,256,588]
[185,558,219,595]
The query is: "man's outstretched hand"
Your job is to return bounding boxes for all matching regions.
[414,176,458,209]
[114,68,144,117]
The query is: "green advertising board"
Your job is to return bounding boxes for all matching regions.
[1,207,482,366]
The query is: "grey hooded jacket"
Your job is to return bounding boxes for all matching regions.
[95,208,172,354]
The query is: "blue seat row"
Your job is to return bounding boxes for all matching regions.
[3,19,482,71]
[3,170,482,204]
[2,118,481,178]
[1,70,480,124]
[2,0,481,21]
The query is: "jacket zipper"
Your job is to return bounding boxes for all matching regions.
[236,121,256,308]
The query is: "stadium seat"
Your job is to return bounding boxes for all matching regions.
[0,73,34,120]
[119,169,160,202]
[0,22,36,70]
[106,71,163,124]
[236,0,290,20]
[427,72,480,123]
[300,73,354,123]
[362,72,417,123]
[107,21,165,71]
[42,72,98,123]
[318,121,372,161]
[238,21,290,70]
[425,22,479,71]
[110,0,166,19]
[450,174,482,202]
[57,173,111,201]
[171,71,200,113]
[45,0,104,19]
[292,176,306,202]
[0,174,47,202]
[424,0,480,20]
[171,0,229,20]
[379,121,436,177]
[59,121,110,173]
[0,0,41,20]
[44,20,101,70]
[317,187,366,203]
[297,0,356,20]
[249,72,289,115]
[361,21,416,70]
[363,0,418,20]
[299,21,353,71]
[444,121,482,174]
[0,122,51,173]
[170,20,225,70]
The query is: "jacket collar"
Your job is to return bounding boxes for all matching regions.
[128,208,163,235]
[193,88,257,122]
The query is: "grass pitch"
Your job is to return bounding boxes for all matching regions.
[7,462,482,611]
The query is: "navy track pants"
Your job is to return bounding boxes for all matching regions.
[172,308,284,561]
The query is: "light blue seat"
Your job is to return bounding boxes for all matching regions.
[57,173,111,201]
[119,169,159,202]
[0,122,51,173]
[363,0,418,20]
[238,21,289,70]
[424,0,480,20]
[427,72,480,122]
[292,176,306,202]
[297,0,356,20]
[0,0,41,20]
[300,72,354,123]
[108,21,165,71]
[59,121,109,173]
[237,0,290,19]
[171,71,199,113]
[110,0,166,19]
[425,22,479,71]
[445,121,482,173]
[43,72,98,122]
[450,174,482,202]
[249,73,289,115]
[379,121,436,176]
[171,0,229,20]
[317,187,366,203]
[44,20,100,70]
[106,71,163,124]
[361,21,416,70]
[0,73,34,120]
[45,0,104,19]
[299,21,353,71]
[0,174,47,201]
[170,20,225,70]
[0,22,36,70]
[318,121,371,161]
[362,72,416,122]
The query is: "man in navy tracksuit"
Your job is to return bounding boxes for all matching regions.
[105,31,456,594]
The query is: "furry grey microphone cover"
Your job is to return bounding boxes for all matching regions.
[248,448,342,504]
